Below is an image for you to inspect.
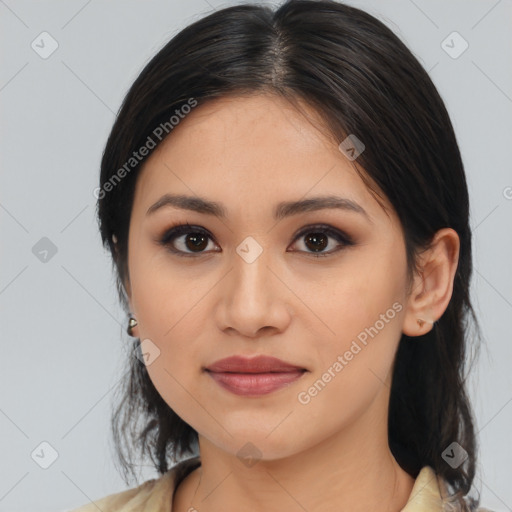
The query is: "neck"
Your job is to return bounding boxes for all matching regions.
[173,389,415,512]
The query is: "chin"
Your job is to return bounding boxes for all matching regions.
[209,428,309,463]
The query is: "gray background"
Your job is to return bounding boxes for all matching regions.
[1,0,511,511]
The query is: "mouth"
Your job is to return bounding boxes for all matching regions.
[205,354,306,373]
[205,369,307,396]
[204,355,307,396]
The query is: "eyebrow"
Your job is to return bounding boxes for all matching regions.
[146,193,371,222]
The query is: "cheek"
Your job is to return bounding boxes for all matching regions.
[296,245,407,410]
[294,303,405,446]
[128,250,215,418]
[296,244,407,350]
[130,285,206,433]
[129,245,211,340]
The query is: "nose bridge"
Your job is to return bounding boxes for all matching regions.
[231,237,274,309]
[217,236,291,336]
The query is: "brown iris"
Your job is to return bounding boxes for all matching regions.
[185,233,209,252]
[304,232,328,252]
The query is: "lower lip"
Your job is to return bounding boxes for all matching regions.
[206,370,306,396]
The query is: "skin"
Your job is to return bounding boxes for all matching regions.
[124,93,460,512]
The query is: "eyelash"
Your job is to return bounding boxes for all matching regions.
[158,222,355,259]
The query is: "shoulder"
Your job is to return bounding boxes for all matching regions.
[402,466,495,512]
[65,456,201,512]
[65,478,160,512]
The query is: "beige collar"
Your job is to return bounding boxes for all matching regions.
[70,456,475,511]
[401,465,454,511]
[158,458,453,512]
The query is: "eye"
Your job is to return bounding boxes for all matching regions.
[288,224,354,258]
[158,223,354,258]
[158,223,219,257]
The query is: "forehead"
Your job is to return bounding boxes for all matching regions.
[132,93,393,223]
[166,93,337,154]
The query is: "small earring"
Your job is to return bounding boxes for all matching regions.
[417,318,435,328]
[127,316,138,336]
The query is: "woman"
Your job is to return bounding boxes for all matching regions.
[70,0,491,510]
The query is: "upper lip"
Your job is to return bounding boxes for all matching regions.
[205,355,306,373]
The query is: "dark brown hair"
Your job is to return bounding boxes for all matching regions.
[97,0,481,508]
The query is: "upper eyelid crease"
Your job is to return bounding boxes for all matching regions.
[161,223,352,240]
[146,193,372,224]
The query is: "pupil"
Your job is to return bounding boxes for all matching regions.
[306,233,327,252]
[186,233,208,251]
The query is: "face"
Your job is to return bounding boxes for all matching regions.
[126,93,410,460]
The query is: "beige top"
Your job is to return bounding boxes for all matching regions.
[67,456,490,512]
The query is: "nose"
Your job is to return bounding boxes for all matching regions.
[215,247,292,339]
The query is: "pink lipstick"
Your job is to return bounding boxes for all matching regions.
[205,355,306,396]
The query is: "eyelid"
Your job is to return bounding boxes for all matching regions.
[288,223,354,258]
[291,224,354,246]
[158,223,219,258]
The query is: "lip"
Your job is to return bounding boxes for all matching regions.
[205,355,307,397]
[206,355,305,373]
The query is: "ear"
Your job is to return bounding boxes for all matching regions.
[123,274,140,338]
[113,234,140,338]
[402,228,460,337]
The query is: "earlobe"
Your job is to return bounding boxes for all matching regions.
[416,318,434,329]
[402,228,460,337]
